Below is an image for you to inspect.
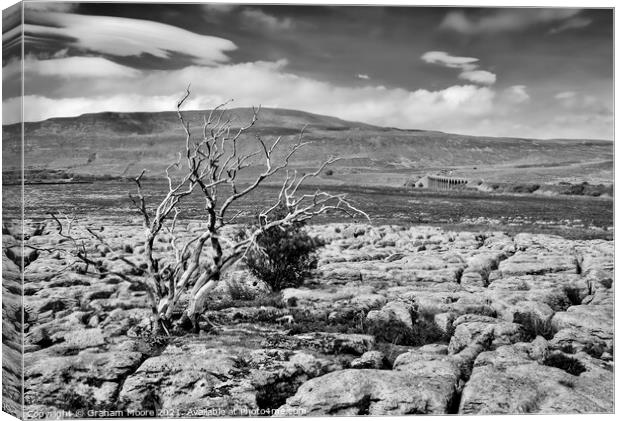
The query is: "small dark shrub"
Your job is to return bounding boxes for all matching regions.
[543,353,586,376]
[366,318,407,345]
[241,204,325,291]
[324,169,334,176]
[584,183,612,197]
[58,390,95,411]
[286,296,298,307]
[568,184,586,195]
[32,223,45,237]
[563,286,583,305]
[582,342,605,359]
[287,308,367,335]
[511,184,540,194]
[366,310,445,346]
[514,313,553,340]
[411,318,446,345]
[598,278,612,290]
[558,379,575,388]
[140,387,162,412]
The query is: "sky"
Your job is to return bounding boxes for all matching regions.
[1,1,614,140]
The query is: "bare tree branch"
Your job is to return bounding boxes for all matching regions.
[56,89,368,335]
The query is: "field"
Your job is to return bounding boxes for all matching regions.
[2,180,613,241]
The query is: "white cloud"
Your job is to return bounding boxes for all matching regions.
[23,56,141,78]
[3,57,497,134]
[422,51,496,86]
[5,55,610,140]
[357,73,370,80]
[554,91,612,117]
[3,97,21,126]
[241,8,294,31]
[555,91,577,107]
[25,12,237,65]
[440,9,582,34]
[555,91,577,100]
[53,48,70,59]
[5,94,196,123]
[458,69,496,85]
[421,51,478,70]
[503,85,530,104]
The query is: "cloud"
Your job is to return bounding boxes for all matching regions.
[5,55,610,140]
[241,8,294,31]
[357,73,370,80]
[25,12,237,65]
[9,56,141,79]
[554,91,611,117]
[503,85,530,104]
[440,9,582,34]
[549,16,593,34]
[4,94,191,124]
[3,57,497,134]
[554,91,579,108]
[422,51,496,85]
[3,97,21,126]
[555,91,577,100]
[458,70,496,85]
[421,51,478,70]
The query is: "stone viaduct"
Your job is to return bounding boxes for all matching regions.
[415,175,469,190]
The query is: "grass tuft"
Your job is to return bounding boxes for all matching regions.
[543,353,586,376]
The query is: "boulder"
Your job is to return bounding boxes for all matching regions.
[25,349,144,408]
[119,344,256,413]
[583,268,613,292]
[459,346,613,414]
[549,328,609,356]
[498,252,576,277]
[501,300,554,339]
[5,246,39,268]
[366,299,417,343]
[448,318,524,355]
[433,312,456,337]
[528,336,550,362]
[350,351,387,369]
[279,368,459,415]
[551,305,613,347]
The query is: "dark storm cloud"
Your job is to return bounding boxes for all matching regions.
[2,2,613,140]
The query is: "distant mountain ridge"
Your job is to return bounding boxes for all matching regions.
[2,108,613,187]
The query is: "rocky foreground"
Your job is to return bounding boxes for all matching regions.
[2,220,614,417]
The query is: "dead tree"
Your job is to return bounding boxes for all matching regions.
[55,88,368,334]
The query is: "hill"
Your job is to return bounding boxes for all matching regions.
[2,108,613,187]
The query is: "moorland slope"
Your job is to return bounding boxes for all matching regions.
[2,108,612,186]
